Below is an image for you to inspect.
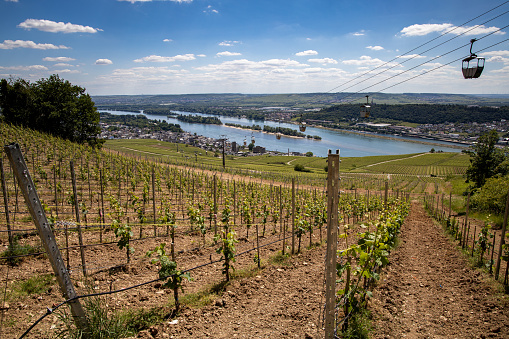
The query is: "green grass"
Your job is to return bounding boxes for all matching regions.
[105,139,468,178]
[5,274,55,302]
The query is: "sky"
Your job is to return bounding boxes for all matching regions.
[0,0,508,96]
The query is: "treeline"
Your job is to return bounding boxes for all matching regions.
[225,123,262,131]
[263,126,306,138]
[307,104,509,124]
[175,114,222,125]
[0,75,102,147]
[100,113,183,133]
[96,104,267,121]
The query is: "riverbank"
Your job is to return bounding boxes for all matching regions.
[314,125,469,150]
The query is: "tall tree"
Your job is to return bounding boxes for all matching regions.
[465,129,506,188]
[0,75,102,147]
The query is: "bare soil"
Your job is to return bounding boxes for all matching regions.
[2,201,509,339]
[371,201,509,338]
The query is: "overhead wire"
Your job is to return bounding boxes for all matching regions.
[326,0,509,94]
[336,9,509,95]
[322,22,509,106]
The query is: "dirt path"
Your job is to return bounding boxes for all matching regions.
[365,153,427,168]
[371,201,509,338]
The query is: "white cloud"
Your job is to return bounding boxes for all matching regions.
[219,40,240,47]
[400,23,505,37]
[197,54,206,57]
[487,56,509,63]
[352,30,366,36]
[53,63,74,67]
[43,56,75,62]
[366,45,384,51]
[204,5,218,14]
[163,38,173,42]
[342,55,387,66]
[216,51,242,57]
[18,19,102,33]
[296,50,318,56]
[5,0,19,2]
[195,58,306,72]
[134,54,196,62]
[397,54,426,59]
[308,58,338,65]
[0,65,48,71]
[480,50,509,58]
[54,69,80,74]
[95,59,113,65]
[0,39,69,50]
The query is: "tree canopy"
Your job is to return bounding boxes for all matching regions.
[0,75,102,147]
[465,129,507,188]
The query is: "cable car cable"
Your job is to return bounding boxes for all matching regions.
[335,9,509,94]
[375,37,509,94]
[327,23,509,106]
[326,0,509,94]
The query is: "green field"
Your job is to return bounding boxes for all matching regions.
[104,139,470,181]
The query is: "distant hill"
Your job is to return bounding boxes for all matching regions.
[93,92,509,109]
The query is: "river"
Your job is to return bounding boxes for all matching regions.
[100,110,466,157]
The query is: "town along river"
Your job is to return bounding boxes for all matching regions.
[100,110,465,157]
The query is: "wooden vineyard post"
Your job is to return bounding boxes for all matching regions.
[70,161,87,277]
[233,180,236,227]
[214,175,218,237]
[4,144,88,331]
[291,178,295,255]
[495,189,509,280]
[53,164,58,217]
[463,193,471,249]
[449,192,452,219]
[280,185,285,255]
[384,181,388,209]
[325,149,340,339]
[152,167,157,237]
[0,158,13,247]
[99,169,105,243]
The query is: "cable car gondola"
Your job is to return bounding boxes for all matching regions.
[299,121,307,132]
[360,95,371,118]
[462,39,485,79]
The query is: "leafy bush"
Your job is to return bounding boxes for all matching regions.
[470,174,509,215]
[294,164,311,172]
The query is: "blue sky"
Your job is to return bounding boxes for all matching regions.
[1,0,508,95]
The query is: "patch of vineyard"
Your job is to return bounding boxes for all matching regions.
[0,123,401,338]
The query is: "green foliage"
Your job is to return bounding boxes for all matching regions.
[465,130,507,188]
[100,113,183,133]
[294,163,311,172]
[147,244,192,291]
[474,220,493,267]
[55,294,133,339]
[470,175,509,215]
[12,274,53,297]
[215,202,237,282]
[337,200,409,333]
[263,125,305,137]
[305,151,314,157]
[146,243,192,312]
[175,113,222,125]
[0,236,42,265]
[313,103,509,125]
[0,75,103,147]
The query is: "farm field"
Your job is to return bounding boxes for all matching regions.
[104,139,469,193]
[0,123,507,339]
